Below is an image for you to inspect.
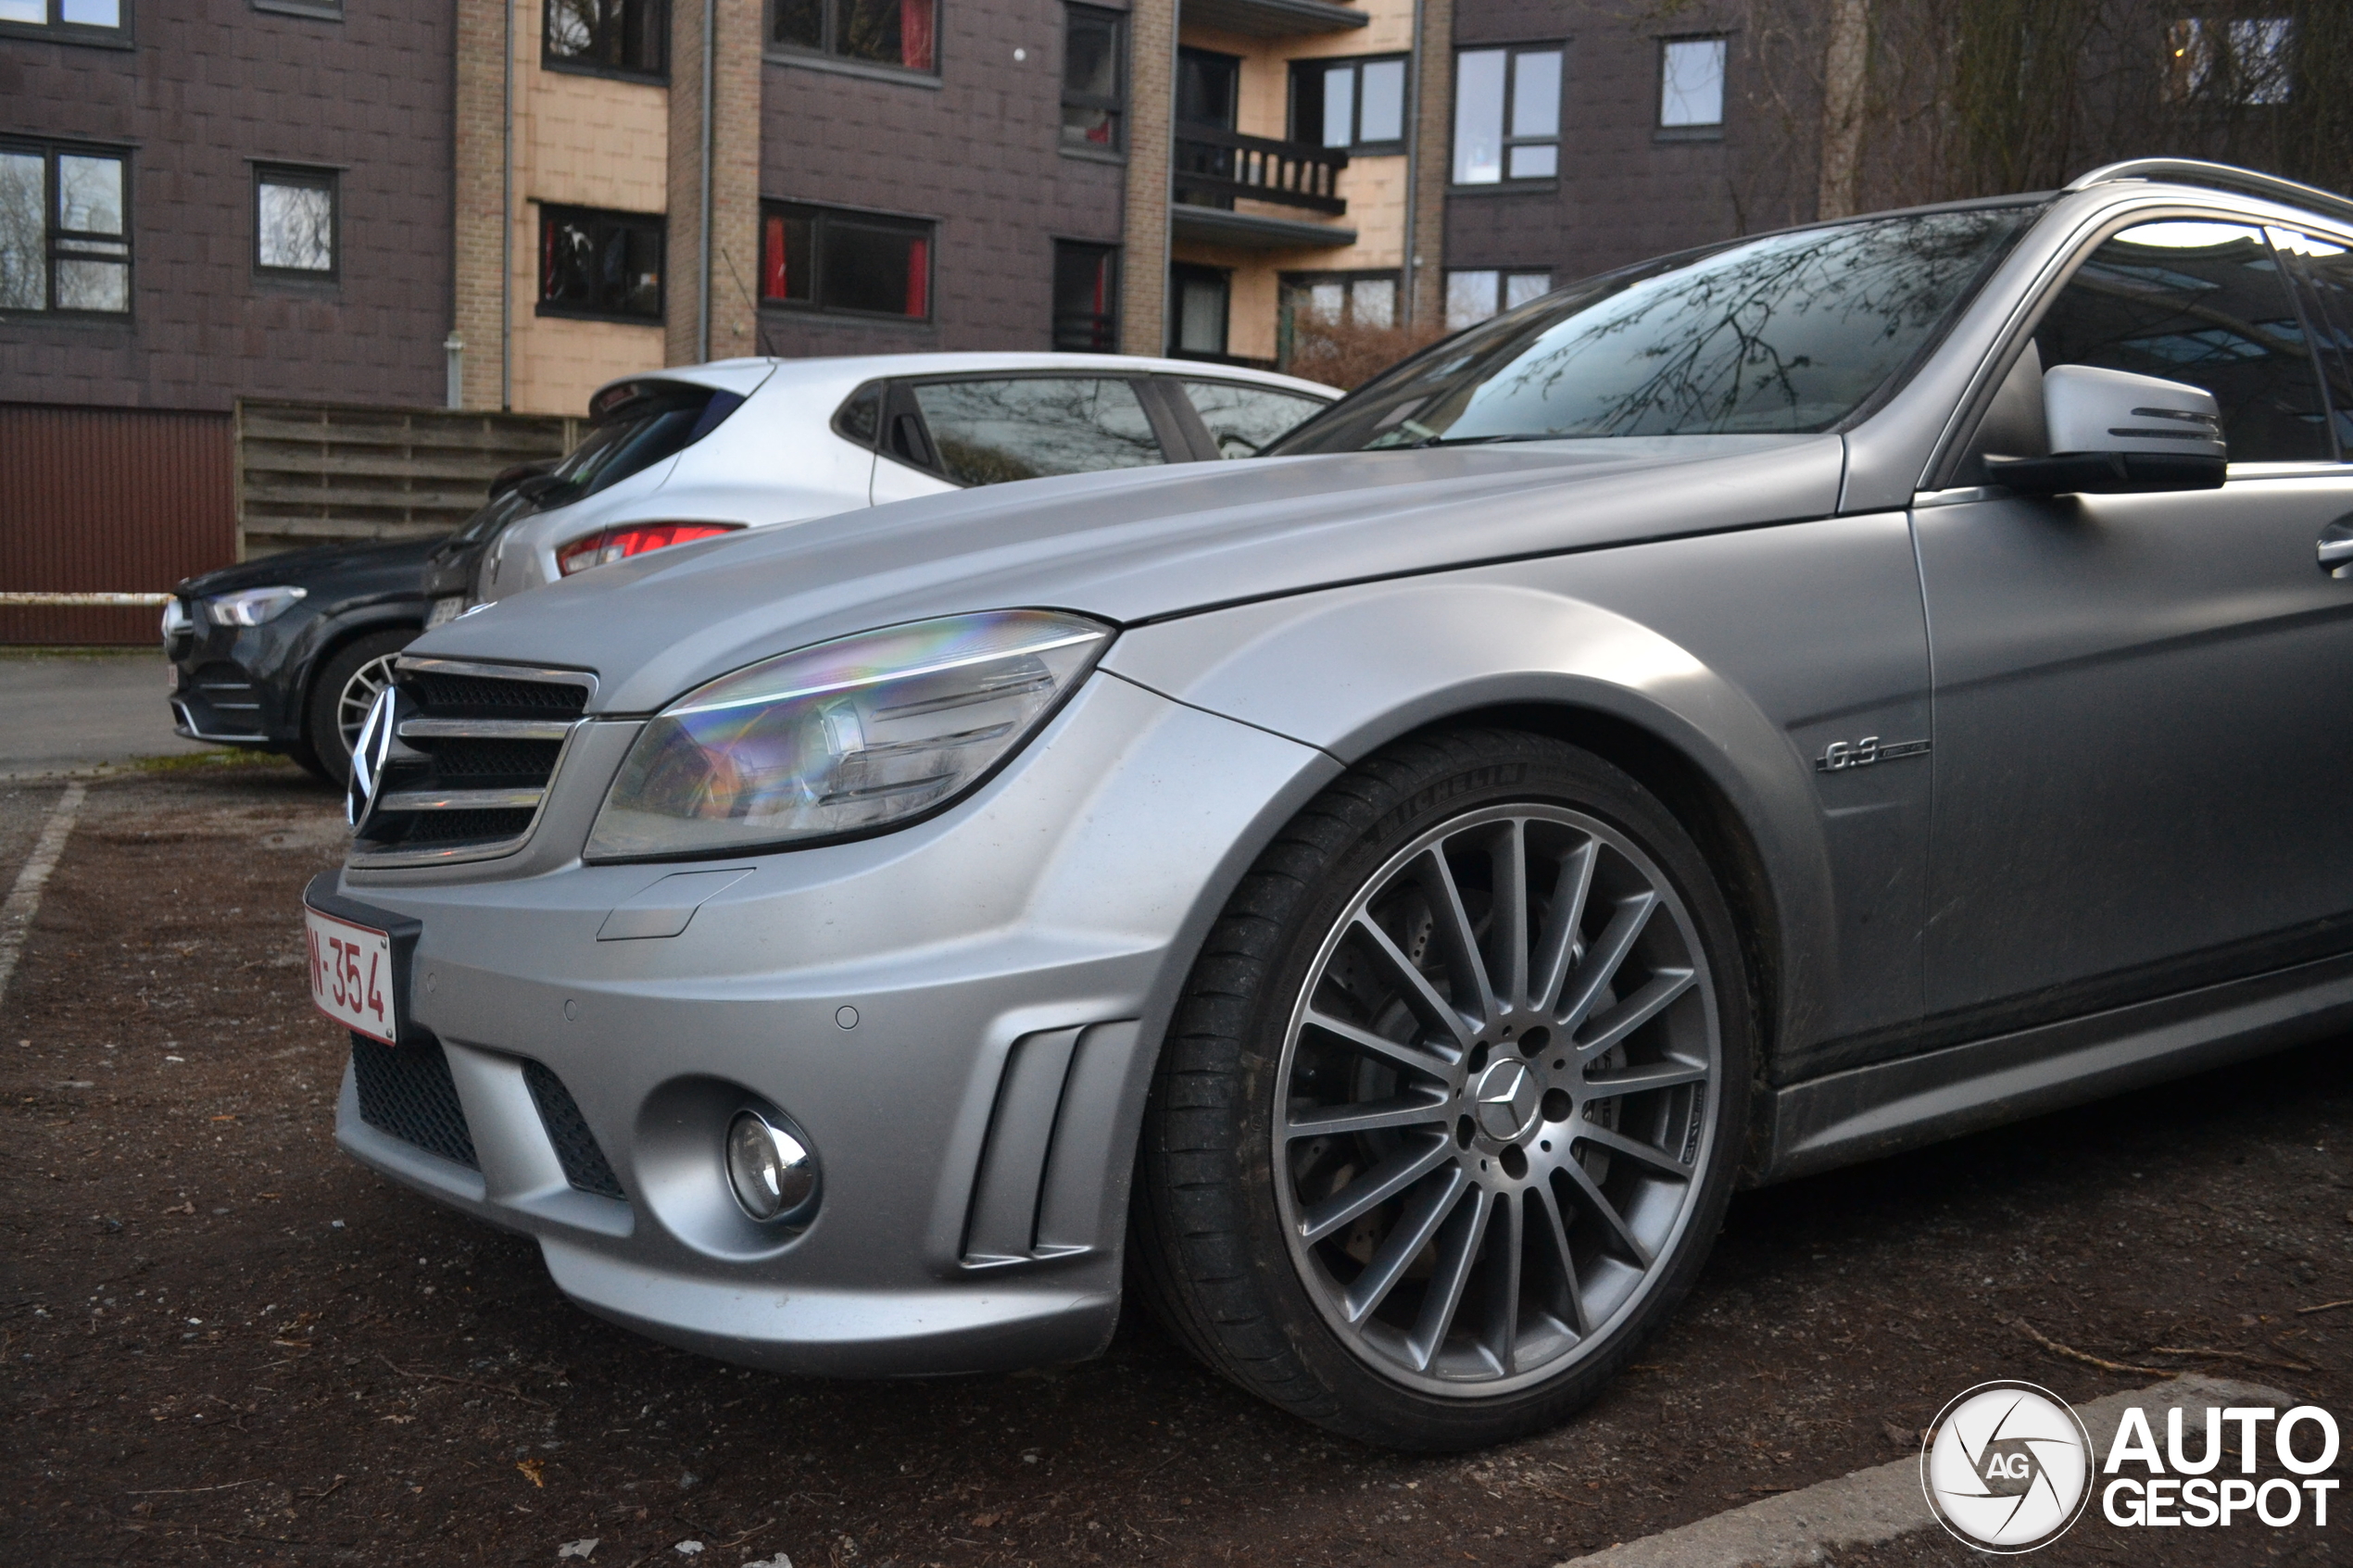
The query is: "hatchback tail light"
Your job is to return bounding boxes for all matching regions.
[557,522,743,577]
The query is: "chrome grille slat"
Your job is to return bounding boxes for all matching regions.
[397,717,575,741]
[378,787,547,811]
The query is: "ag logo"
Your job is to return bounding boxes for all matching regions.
[1921,1381,2093,1552]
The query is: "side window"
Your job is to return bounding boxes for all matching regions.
[2271,228,2353,458]
[1180,381,1325,458]
[907,378,1164,486]
[2033,220,2329,463]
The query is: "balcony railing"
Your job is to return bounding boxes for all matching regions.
[1173,127,1348,216]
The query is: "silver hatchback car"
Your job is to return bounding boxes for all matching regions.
[306,160,2353,1450]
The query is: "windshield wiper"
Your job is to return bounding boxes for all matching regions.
[1415,432,1574,447]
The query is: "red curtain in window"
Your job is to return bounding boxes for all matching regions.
[900,0,934,70]
[762,214,787,299]
[904,237,928,318]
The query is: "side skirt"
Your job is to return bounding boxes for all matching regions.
[1753,949,2353,1185]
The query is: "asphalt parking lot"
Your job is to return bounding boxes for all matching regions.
[5,763,2350,1566]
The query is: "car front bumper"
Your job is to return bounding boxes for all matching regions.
[326,672,1336,1376]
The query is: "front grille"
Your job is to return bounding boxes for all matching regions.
[349,659,594,867]
[351,1033,479,1170]
[522,1060,626,1200]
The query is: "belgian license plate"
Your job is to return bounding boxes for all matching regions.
[306,905,398,1044]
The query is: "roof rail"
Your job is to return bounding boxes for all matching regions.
[2065,158,2353,225]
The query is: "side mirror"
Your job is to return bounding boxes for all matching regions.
[1986,364,2225,495]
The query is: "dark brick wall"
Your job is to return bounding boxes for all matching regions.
[755,0,1127,356]
[0,0,453,411]
[1443,0,1753,286]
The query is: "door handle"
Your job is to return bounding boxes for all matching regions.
[2322,519,2353,577]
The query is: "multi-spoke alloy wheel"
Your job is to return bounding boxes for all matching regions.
[304,630,417,789]
[1135,730,1751,1449]
[1277,802,1717,1396]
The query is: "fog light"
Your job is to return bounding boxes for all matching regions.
[724,1110,818,1223]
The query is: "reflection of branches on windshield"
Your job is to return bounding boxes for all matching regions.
[1359,213,2015,445]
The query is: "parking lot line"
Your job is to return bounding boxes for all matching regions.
[1554,1373,2288,1568]
[0,780,87,1011]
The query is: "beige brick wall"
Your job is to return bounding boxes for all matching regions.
[1120,0,1176,355]
[510,2,673,414]
[452,0,508,409]
[666,0,763,367]
[1176,0,1424,357]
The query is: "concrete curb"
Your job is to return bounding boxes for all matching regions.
[1555,1374,2291,1567]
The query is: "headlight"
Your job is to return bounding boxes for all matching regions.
[586,608,1112,859]
[205,585,308,626]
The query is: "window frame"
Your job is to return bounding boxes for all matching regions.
[0,0,132,47]
[1441,266,1554,329]
[535,203,667,325]
[1051,238,1121,353]
[1452,43,1564,188]
[251,0,341,21]
[252,164,340,285]
[1060,4,1126,158]
[1169,262,1232,360]
[542,0,671,83]
[765,0,941,81]
[1283,269,1404,331]
[759,199,937,324]
[1655,33,1727,138]
[0,137,133,320]
[1290,52,1413,156]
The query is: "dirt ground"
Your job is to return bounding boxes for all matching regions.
[4,763,2349,1567]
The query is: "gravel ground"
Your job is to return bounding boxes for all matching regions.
[3,766,2348,1567]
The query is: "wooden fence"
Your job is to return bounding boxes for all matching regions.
[236,401,579,560]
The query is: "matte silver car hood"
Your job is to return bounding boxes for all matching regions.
[414,434,1843,714]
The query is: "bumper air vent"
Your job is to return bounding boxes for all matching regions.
[348,656,596,869]
[350,1033,479,1170]
[523,1060,626,1200]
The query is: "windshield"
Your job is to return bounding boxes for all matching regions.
[1268,206,2036,454]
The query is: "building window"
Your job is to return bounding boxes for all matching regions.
[0,0,127,39]
[1290,271,1400,330]
[545,0,669,78]
[1062,6,1125,153]
[255,166,336,281]
[2165,17,2292,105]
[1453,45,1562,184]
[761,202,932,320]
[0,141,130,314]
[1659,36,1725,129]
[1292,55,1409,153]
[538,205,664,322]
[771,0,937,73]
[1052,240,1119,351]
[1444,268,1552,329]
[1171,264,1229,358]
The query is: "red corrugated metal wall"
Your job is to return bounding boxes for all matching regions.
[0,405,237,645]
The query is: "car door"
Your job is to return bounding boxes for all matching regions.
[1914,215,2353,1022]
[873,374,1177,495]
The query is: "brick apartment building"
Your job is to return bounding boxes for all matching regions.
[0,0,1775,628]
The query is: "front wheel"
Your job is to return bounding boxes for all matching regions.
[1132,729,1754,1449]
[304,630,415,789]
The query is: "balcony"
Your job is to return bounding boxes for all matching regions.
[1173,128,1355,249]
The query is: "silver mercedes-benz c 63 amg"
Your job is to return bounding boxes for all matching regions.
[304,160,2353,1449]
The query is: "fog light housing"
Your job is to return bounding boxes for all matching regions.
[724,1110,819,1224]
